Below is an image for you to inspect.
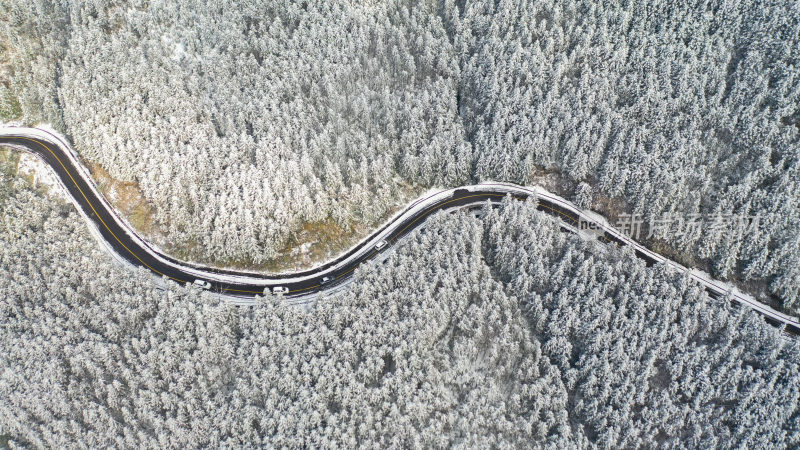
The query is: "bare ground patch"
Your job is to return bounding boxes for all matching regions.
[213,183,422,273]
[87,161,160,236]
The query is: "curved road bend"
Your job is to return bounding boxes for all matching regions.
[1,127,798,337]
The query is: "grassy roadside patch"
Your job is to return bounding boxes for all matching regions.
[0,38,22,121]
[87,162,159,234]
[169,183,424,273]
[0,147,20,175]
[0,84,21,121]
[254,184,423,273]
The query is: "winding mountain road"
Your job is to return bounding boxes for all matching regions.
[1,126,798,336]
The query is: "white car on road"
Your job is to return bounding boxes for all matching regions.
[272,286,289,295]
[192,279,212,290]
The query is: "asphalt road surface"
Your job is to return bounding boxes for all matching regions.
[1,128,798,337]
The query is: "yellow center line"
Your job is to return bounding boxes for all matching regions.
[227,287,268,294]
[537,202,579,226]
[13,138,607,297]
[332,193,512,282]
[19,137,184,283]
[391,193,508,239]
[333,250,378,280]
[290,284,321,294]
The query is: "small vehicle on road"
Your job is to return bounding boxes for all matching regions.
[192,279,212,290]
[320,276,333,285]
[272,286,289,295]
[374,239,388,251]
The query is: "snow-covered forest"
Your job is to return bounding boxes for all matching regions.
[1,169,799,447]
[2,0,798,311]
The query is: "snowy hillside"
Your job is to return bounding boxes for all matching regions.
[2,0,798,311]
[1,177,798,447]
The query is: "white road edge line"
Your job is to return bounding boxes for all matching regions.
[1,125,798,333]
